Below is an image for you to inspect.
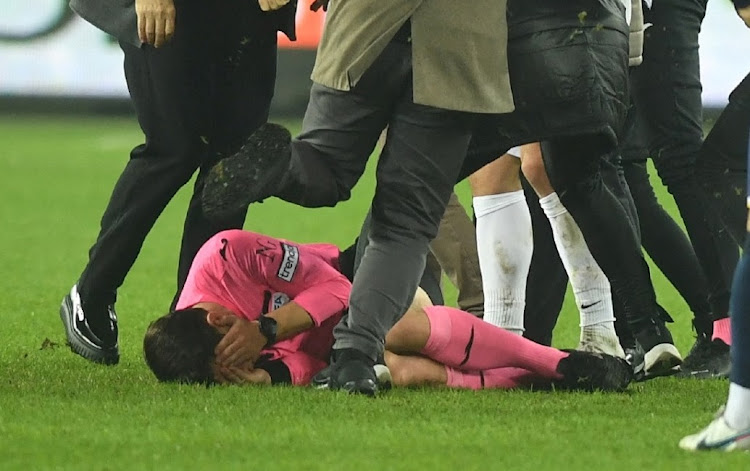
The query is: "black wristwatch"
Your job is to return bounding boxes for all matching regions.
[258,315,278,348]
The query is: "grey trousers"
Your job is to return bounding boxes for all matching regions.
[278,37,476,360]
[350,192,484,315]
[350,211,446,307]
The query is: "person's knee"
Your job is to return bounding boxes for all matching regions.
[469,154,522,196]
[385,314,421,354]
[134,138,203,183]
[520,148,549,192]
[370,202,443,243]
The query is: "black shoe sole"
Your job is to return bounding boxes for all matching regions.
[311,365,333,390]
[59,296,119,365]
[640,366,680,381]
[676,368,730,380]
[338,379,379,397]
[327,354,380,397]
[679,340,730,380]
[631,358,646,382]
[202,123,292,221]
[643,344,682,380]
[558,351,633,392]
[633,369,646,382]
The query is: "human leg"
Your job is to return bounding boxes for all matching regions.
[679,228,750,451]
[331,97,476,373]
[635,0,738,329]
[174,9,280,306]
[385,305,631,391]
[469,154,531,333]
[428,192,484,316]
[66,3,249,363]
[351,211,446,306]
[200,36,419,219]
[697,73,750,245]
[521,177,568,346]
[522,143,622,357]
[542,135,681,376]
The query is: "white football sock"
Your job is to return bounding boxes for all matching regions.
[473,191,532,334]
[577,324,625,357]
[725,382,750,430]
[539,192,618,345]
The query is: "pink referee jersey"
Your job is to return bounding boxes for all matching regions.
[176,229,351,385]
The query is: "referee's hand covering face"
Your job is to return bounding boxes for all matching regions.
[135,0,176,48]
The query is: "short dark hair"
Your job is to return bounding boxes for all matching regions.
[143,307,221,385]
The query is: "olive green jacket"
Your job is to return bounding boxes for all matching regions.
[311,0,514,114]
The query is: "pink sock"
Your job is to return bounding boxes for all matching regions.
[421,306,567,378]
[713,318,732,345]
[445,367,540,390]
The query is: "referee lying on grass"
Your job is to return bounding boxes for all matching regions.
[143,229,631,392]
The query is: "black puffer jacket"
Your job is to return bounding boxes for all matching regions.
[459,0,630,180]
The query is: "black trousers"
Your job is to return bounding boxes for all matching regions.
[629,0,738,318]
[462,2,668,345]
[521,149,681,346]
[607,89,714,334]
[77,2,278,308]
[697,72,750,246]
[542,136,667,345]
[521,148,650,347]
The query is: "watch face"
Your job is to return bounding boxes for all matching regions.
[260,313,278,345]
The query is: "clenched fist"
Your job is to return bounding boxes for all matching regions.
[136,0,176,48]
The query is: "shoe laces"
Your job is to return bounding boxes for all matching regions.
[624,343,644,367]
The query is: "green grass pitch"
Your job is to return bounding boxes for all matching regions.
[0,116,747,470]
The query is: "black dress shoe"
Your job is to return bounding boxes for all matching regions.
[636,322,682,378]
[555,350,633,392]
[202,123,292,220]
[313,362,393,390]
[328,349,378,397]
[311,365,333,389]
[678,335,730,379]
[60,285,119,365]
[623,341,646,382]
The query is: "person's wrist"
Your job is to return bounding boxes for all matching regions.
[258,315,278,347]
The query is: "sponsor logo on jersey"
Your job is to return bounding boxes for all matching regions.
[278,243,299,282]
[271,292,291,311]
